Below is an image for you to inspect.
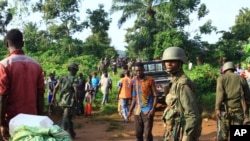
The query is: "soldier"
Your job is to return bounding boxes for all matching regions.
[97,59,105,75]
[52,62,79,139]
[161,47,202,141]
[215,61,250,141]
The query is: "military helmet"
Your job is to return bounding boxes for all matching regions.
[68,63,79,71]
[162,47,187,63]
[222,62,235,72]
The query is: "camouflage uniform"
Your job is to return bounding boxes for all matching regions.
[215,62,250,141]
[53,63,79,138]
[161,47,202,141]
[162,71,202,141]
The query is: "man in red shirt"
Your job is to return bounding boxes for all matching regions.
[0,29,45,140]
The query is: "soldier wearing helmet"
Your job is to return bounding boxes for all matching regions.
[51,62,79,138]
[215,61,250,140]
[68,63,79,71]
[161,47,202,141]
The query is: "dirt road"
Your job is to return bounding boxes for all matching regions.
[49,104,217,141]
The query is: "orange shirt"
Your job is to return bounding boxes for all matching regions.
[119,76,132,99]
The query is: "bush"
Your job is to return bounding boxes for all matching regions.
[185,63,219,95]
[184,63,219,112]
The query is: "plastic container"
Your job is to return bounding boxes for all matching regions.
[9,113,54,135]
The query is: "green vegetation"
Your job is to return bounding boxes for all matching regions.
[185,64,218,116]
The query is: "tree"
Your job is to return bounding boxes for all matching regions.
[83,4,113,57]
[218,7,250,62]
[0,1,13,35]
[23,22,40,53]
[33,0,84,54]
[111,0,213,61]
[111,0,170,60]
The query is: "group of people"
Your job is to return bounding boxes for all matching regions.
[0,31,202,141]
[48,67,113,138]
[0,28,248,141]
[0,28,113,140]
[117,48,250,141]
[115,47,202,141]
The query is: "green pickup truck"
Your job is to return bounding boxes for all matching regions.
[142,60,170,103]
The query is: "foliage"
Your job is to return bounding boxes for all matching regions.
[243,43,250,64]
[200,92,216,112]
[185,63,219,97]
[153,29,187,59]
[0,0,13,34]
[217,7,250,62]
[111,0,216,61]
[2,0,250,115]
[82,4,117,58]
[0,40,8,58]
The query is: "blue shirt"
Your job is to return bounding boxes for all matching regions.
[91,77,99,87]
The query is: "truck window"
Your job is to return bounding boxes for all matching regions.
[155,63,163,71]
[144,64,148,71]
[148,64,155,72]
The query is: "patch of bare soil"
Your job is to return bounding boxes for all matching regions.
[49,104,217,141]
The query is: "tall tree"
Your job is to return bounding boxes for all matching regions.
[111,0,213,60]
[33,0,84,53]
[83,4,114,58]
[111,0,169,60]
[218,7,250,62]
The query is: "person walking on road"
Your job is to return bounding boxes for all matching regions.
[99,72,112,105]
[127,62,158,141]
[117,70,132,123]
[161,46,202,141]
[52,63,79,138]
[0,29,45,141]
[117,73,125,117]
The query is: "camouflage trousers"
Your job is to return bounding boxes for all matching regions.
[61,106,76,137]
[217,110,243,141]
